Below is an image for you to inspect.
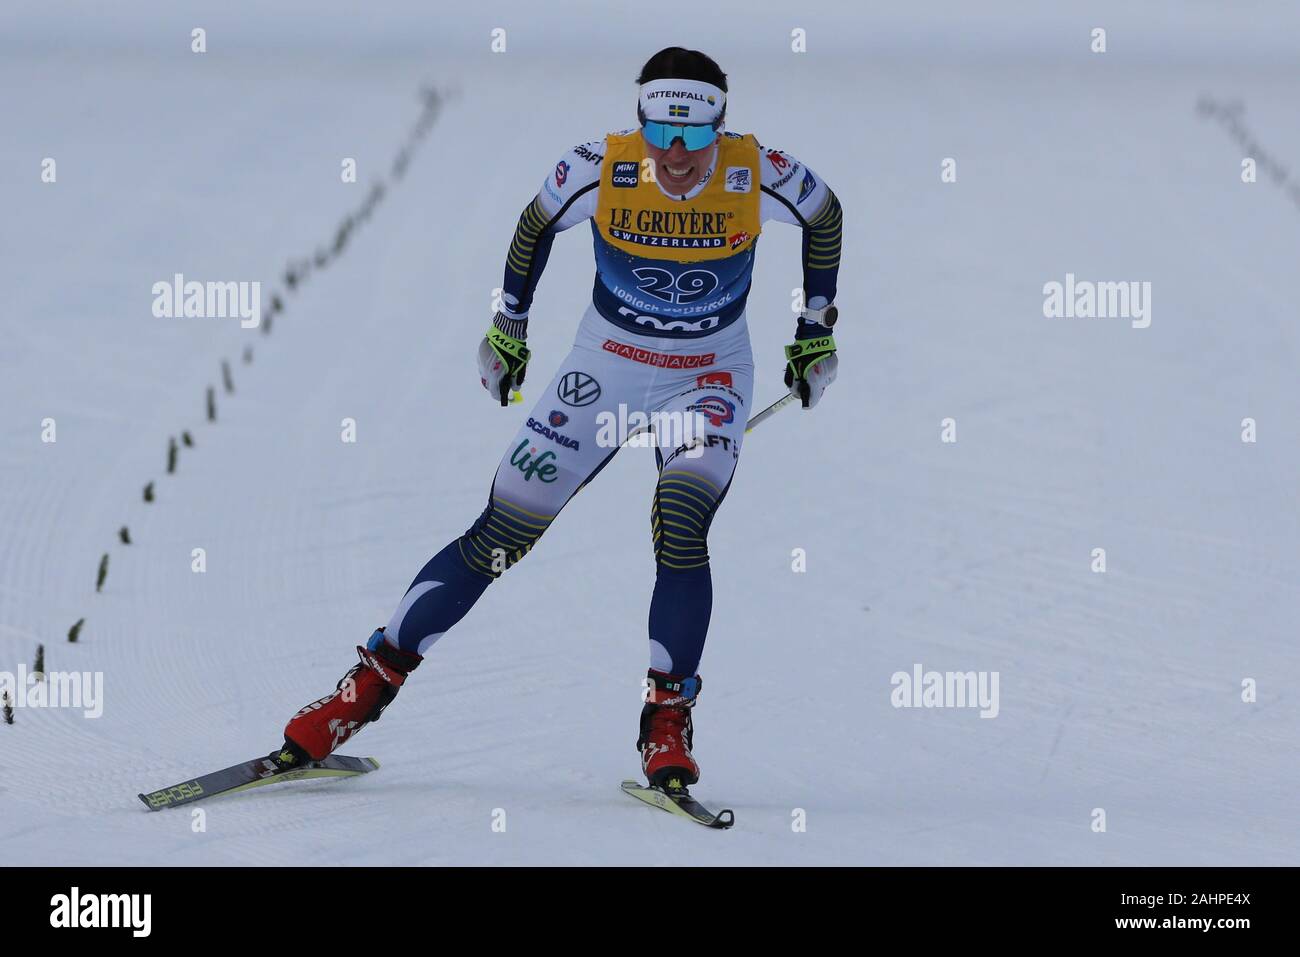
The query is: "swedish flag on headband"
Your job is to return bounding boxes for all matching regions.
[667,103,690,118]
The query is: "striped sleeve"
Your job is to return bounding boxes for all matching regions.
[499,141,603,318]
[800,189,842,306]
[758,146,842,309]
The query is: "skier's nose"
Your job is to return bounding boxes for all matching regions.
[664,140,691,163]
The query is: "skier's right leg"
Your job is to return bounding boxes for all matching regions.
[381,360,628,656]
[280,342,634,761]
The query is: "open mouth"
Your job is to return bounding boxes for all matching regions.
[662,163,694,182]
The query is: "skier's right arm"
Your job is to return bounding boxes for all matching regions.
[477,141,603,406]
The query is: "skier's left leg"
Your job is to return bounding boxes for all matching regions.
[638,367,753,789]
[279,338,640,764]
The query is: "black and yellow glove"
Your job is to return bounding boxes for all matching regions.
[783,306,838,409]
[477,312,531,407]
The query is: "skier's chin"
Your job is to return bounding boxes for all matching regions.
[659,166,696,191]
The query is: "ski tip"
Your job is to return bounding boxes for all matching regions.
[366,757,380,770]
[136,793,161,812]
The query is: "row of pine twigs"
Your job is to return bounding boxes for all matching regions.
[4,87,445,725]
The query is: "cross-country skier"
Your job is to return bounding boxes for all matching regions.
[279,47,842,795]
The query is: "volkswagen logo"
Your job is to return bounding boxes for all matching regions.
[557,371,601,407]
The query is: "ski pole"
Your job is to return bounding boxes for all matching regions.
[745,393,798,433]
[622,392,797,446]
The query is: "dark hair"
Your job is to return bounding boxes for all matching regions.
[636,47,728,92]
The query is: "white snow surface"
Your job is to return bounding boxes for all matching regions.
[1,2,1298,865]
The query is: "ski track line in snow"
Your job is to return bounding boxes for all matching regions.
[1,81,448,828]
[0,85,444,693]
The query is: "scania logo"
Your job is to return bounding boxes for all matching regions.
[557,371,602,407]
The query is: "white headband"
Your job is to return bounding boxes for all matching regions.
[638,78,726,125]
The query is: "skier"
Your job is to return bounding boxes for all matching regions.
[279,47,842,796]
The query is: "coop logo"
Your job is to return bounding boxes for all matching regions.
[612,161,639,188]
[50,888,152,937]
[724,167,751,193]
[685,395,735,428]
[151,273,261,329]
[605,207,730,248]
[890,664,1000,719]
[1042,273,1151,329]
[0,666,103,718]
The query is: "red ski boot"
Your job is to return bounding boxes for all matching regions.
[280,628,422,764]
[637,670,702,791]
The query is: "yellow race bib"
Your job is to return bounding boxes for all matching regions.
[596,131,762,260]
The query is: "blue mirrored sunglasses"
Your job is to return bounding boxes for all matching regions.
[641,120,719,151]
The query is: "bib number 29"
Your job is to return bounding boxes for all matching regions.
[633,267,718,305]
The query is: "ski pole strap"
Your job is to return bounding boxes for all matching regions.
[783,334,836,379]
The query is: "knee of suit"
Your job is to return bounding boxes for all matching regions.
[651,469,723,570]
[460,494,555,579]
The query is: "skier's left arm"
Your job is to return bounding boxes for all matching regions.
[759,149,843,409]
[480,141,603,406]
